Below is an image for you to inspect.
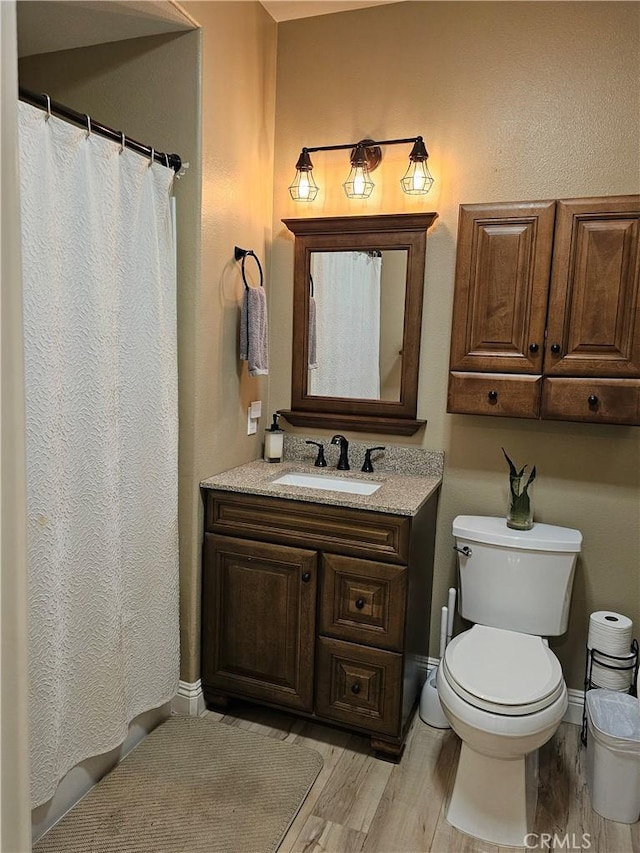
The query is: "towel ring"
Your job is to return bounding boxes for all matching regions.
[234,246,264,290]
[85,115,91,137]
[42,93,51,121]
[119,131,125,154]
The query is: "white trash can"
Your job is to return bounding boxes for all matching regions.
[586,688,640,823]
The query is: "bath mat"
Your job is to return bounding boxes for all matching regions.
[34,714,323,853]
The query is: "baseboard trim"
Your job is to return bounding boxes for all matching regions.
[172,679,206,716]
[427,656,584,726]
[565,687,585,726]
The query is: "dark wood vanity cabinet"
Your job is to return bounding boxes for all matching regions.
[448,195,640,425]
[201,489,438,757]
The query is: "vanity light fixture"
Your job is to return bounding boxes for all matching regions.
[288,135,433,201]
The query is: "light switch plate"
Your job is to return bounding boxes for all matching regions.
[247,407,257,435]
[250,400,262,419]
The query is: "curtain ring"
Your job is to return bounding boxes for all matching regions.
[119,132,125,154]
[85,115,91,138]
[149,147,155,167]
[164,153,170,169]
[42,93,51,121]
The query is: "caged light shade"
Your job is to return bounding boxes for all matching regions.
[400,137,434,195]
[288,149,319,201]
[342,143,375,199]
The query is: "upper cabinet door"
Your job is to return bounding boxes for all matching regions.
[449,201,556,374]
[545,196,640,377]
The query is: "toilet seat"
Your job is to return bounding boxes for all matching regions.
[443,625,564,716]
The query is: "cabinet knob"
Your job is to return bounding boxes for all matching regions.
[351,683,361,695]
[301,572,311,583]
[355,598,365,610]
[488,390,498,402]
[529,342,539,353]
[588,394,599,407]
[550,343,561,354]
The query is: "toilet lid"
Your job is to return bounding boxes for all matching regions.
[443,625,564,715]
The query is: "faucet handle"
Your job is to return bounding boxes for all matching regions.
[361,446,386,473]
[305,440,327,467]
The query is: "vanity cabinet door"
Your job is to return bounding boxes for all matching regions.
[202,533,317,712]
[545,197,640,378]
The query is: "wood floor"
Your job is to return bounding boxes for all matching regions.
[205,701,639,853]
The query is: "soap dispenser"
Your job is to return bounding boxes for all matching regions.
[264,413,283,463]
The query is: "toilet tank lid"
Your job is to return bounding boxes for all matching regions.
[453,516,582,552]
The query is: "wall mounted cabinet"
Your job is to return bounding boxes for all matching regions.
[447,195,640,425]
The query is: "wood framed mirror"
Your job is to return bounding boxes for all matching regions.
[279,213,438,435]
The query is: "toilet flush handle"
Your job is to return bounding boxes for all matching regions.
[453,545,472,557]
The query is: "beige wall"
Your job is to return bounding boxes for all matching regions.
[270,1,640,689]
[179,1,277,680]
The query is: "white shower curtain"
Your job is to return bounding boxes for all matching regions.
[18,102,179,808]
[309,251,381,399]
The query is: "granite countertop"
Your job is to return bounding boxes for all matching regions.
[200,458,442,517]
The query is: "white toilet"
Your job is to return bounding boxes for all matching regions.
[436,515,582,847]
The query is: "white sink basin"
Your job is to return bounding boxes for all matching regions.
[271,471,382,496]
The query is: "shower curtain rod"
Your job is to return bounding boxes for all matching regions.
[19,87,183,173]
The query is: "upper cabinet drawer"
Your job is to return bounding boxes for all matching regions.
[542,378,640,426]
[206,491,411,564]
[320,553,407,651]
[546,197,640,378]
[449,201,555,374]
[448,372,542,419]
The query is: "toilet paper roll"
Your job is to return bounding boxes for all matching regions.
[587,611,633,656]
[590,656,633,691]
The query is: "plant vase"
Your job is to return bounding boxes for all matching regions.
[502,449,536,531]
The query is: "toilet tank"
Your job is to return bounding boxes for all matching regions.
[453,516,582,636]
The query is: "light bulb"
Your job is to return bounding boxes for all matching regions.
[298,173,311,199]
[353,167,367,197]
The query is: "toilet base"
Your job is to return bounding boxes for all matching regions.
[447,742,539,847]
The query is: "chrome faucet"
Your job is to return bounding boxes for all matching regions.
[330,434,350,470]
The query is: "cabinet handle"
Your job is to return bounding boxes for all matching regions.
[355,598,365,610]
[588,395,599,407]
[488,390,498,402]
[301,572,311,583]
[550,343,561,354]
[351,683,361,695]
[529,342,539,353]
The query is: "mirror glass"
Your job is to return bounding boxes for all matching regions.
[308,249,407,401]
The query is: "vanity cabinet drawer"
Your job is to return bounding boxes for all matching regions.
[320,554,406,651]
[206,491,410,564]
[315,637,402,737]
[448,372,542,418]
[541,378,640,425]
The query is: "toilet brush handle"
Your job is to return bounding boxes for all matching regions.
[446,588,456,645]
[439,606,448,659]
